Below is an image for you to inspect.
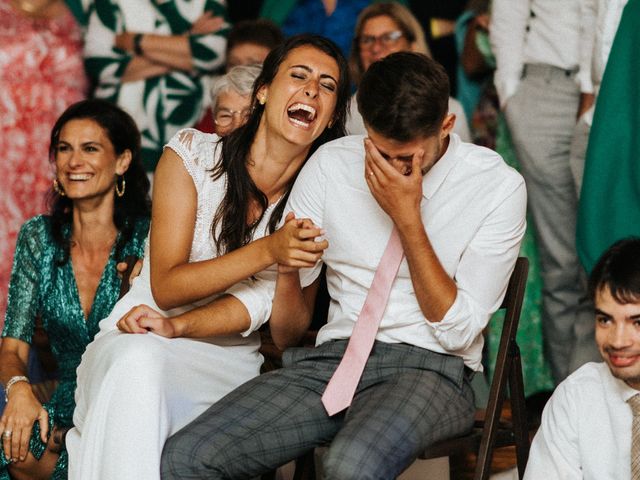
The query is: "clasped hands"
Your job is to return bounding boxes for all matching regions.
[116,212,326,336]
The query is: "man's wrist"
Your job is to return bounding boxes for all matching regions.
[169,315,186,338]
[392,208,423,232]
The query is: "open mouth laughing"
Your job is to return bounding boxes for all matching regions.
[287,103,317,129]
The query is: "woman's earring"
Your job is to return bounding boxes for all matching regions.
[53,178,65,196]
[259,95,267,105]
[115,175,126,198]
[328,119,335,129]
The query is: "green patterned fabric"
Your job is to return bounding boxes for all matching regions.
[0,215,149,479]
[84,0,228,171]
[487,118,555,397]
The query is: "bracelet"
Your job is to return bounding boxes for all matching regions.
[133,33,144,56]
[4,376,30,403]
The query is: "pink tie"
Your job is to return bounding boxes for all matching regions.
[321,227,405,416]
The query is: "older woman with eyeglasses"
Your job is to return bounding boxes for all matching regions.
[346,2,470,141]
[211,64,262,137]
[195,64,262,135]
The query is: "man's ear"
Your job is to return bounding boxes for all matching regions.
[440,113,456,139]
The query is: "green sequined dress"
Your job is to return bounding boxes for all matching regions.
[0,215,149,480]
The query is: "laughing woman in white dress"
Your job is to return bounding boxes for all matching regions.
[66,34,351,480]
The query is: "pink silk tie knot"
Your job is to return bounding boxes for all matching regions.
[321,227,405,416]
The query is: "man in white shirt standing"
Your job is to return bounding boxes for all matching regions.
[525,237,640,478]
[160,52,526,479]
[490,0,600,384]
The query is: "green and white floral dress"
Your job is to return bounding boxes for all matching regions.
[84,0,228,171]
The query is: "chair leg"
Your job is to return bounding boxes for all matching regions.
[508,345,530,479]
[293,450,316,480]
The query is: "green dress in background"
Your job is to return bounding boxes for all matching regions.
[0,215,149,480]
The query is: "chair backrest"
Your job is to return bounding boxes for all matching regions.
[421,256,530,478]
[475,256,530,478]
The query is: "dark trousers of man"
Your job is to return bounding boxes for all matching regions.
[161,340,475,480]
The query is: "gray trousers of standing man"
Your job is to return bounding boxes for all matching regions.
[504,63,600,383]
[160,340,475,480]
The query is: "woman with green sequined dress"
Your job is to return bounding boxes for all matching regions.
[0,99,151,480]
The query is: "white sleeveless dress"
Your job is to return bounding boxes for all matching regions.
[67,129,278,480]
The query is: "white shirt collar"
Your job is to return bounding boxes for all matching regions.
[422,133,460,200]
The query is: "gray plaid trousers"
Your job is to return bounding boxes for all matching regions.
[161,340,475,480]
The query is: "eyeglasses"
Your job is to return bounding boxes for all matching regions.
[213,108,251,127]
[358,30,404,49]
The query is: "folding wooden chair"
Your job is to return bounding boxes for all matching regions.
[419,256,531,479]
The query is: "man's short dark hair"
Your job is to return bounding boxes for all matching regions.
[357,52,449,142]
[588,237,640,303]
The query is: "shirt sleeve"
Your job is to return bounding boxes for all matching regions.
[83,0,132,103]
[427,178,527,352]
[281,149,328,287]
[226,270,277,337]
[490,0,531,107]
[2,218,46,344]
[523,382,583,478]
[577,0,597,94]
[188,0,229,75]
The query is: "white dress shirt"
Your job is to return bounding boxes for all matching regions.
[490,0,585,106]
[525,362,638,479]
[287,134,526,371]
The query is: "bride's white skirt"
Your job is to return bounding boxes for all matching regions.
[66,268,262,480]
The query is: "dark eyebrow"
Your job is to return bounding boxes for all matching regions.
[289,64,338,84]
[594,307,640,320]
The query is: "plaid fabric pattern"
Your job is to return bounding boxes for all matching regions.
[161,340,475,479]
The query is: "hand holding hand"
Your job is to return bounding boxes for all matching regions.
[0,384,48,462]
[364,138,424,227]
[268,212,328,271]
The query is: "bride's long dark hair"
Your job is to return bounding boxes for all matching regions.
[211,34,351,254]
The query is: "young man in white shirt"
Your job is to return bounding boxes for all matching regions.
[160,52,526,480]
[525,237,640,478]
